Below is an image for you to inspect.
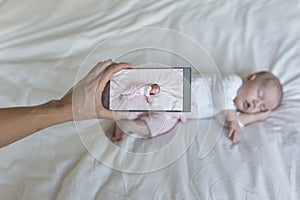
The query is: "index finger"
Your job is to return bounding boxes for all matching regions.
[102,62,131,82]
[233,131,240,144]
[98,62,131,92]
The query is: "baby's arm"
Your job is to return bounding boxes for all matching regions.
[238,110,271,126]
[145,95,152,104]
[222,110,271,144]
[223,109,240,144]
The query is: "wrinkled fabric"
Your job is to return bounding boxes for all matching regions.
[1,0,300,200]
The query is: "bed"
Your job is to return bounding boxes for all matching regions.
[1,0,300,199]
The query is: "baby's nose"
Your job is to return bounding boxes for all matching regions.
[253,99,259,108]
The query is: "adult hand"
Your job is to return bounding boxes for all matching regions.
[59,59,131,121]
[0,59,131,148]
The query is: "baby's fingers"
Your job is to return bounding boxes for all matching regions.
[228,129,240,144]
[232,132,240,144]
[232,129,241,144]
[228,129,234,138]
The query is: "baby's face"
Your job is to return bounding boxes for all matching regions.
[234,77,280,114]
[150,88,160,95]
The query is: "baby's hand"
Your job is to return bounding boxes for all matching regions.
[227,121,240,144]
[146,96,152,104]
[255,110,271,121]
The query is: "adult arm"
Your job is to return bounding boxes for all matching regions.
[0,60,130,148]
[0,101,69,148]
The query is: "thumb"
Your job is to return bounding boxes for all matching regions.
[113,111,130,120]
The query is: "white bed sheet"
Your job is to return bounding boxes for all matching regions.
[1,0,300,199]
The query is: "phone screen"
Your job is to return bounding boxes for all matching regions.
[102,67,191,112]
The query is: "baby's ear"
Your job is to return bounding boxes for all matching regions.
[247,74,256,81]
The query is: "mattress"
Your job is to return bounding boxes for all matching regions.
[1,0,300,199]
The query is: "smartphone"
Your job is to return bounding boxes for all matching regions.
[102,67,191,112]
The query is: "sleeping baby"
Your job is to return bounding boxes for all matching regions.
[106,71,283,144]
[119,83,160,104]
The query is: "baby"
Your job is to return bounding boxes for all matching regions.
[107,71,283,144]
[119,83,160,104]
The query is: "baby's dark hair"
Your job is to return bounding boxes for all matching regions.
[255,71,283,108]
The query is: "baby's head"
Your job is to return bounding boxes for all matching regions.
[234,71,282,114]
[150,84,160,95]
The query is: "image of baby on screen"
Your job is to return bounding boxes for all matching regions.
[119,83,160,104]
[109,68,185,111]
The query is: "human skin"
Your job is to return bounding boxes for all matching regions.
[0,60,131,148]
[234,73,280,114]
[226,72,281,143]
